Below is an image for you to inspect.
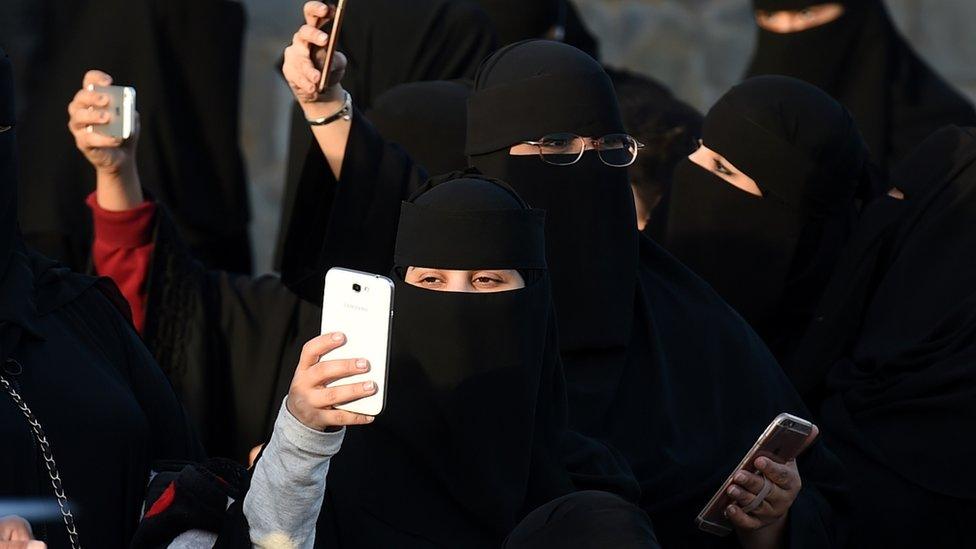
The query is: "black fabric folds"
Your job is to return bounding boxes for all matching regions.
[663,76,870,362]
[789,126,976,546]
[468,40,636,352]
[315,176,643,547]
[475,0,561,46]
[366,80,472,177]
[12,0,252,273]
[0,50,17,281]
[746,0,976,172]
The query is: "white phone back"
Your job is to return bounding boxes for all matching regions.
[321,267,394,416]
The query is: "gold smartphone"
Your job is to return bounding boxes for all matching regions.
[317,0,348,93]
[696,413,816,536]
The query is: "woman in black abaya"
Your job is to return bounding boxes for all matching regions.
[278,24,849,546]
[787,126,976,547]
[312,174,649,547]
[746,0,976,172]
[0,49,200,548]
[662,76,874,363]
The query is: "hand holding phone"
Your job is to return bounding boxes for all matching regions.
[68,70,139,176]
[282,1,349,106]
[697,413,819,537]
[287,332,378,431]
[319,267,394,416]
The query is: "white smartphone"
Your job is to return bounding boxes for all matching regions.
[88,84,136,139]
[320,267,394,416]
[696,413,817,536]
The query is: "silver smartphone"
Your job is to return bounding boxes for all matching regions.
[87,85,136,139]
[696,413,817,536]
[320,267,395,416]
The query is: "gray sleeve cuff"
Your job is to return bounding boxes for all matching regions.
[276,397,346,456]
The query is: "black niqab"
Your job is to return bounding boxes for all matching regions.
[467,40,638,352]
[746,0,976,172]
[316,175,638,547]
[789,125,976,545]
[366,80,472,177]
[663,76,871,361]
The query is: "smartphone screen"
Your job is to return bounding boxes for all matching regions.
[318,0,348,92]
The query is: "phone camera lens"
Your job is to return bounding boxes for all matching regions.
[352,283,362,292]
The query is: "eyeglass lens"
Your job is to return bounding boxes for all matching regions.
[536,133,638,167]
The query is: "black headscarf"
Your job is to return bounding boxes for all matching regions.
[746,0,976,172]
[276,0,498,267]
[366,80,472,177]
[317,175,638,546]
[792,126,976,491]
[663,75,872,362]
[467,40,638,352]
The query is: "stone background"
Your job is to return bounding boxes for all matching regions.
[239,0,976,273]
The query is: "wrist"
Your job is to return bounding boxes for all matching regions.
[737,515,788,549]
[301,86,347,118]
[95,163,144,212]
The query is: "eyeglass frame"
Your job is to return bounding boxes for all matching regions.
[520,133,646,167]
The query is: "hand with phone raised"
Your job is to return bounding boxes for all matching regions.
[287,332,378,431]
[282,1,348,115]
[68,70,144,211]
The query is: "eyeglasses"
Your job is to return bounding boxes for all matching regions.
[521,133,645,167]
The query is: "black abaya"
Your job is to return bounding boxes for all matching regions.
[747,0,976,173]
[11,0,252,273]
[275,0,498,268]
[0,49,201,548]
[662,76,872,363]
[788,126,976,546]
[278,40,849,548]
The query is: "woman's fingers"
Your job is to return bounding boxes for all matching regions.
[75,131,123,151]
[69,107,111,131]
[319,409,375,427]
[724,504,764,531]
[298,333,346,370]
[306,358,369,387]
[309,380,377,408]
[297,24,329,48]
[82,69,112,89]
[756,457,799,492]
[303,1,331,27]
[731,469,765,494]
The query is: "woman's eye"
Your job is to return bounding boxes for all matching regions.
[799,8,814,19]
[713,159,734,176]
[420,276,443,285]
[473,276,502,287]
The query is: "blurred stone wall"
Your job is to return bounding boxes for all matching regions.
[240,0,976,272]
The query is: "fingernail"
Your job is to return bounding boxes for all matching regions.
[319,32,328,42]
[363,381,376,391]
[726,505,737,516]
[356,359,369,371]
[366,416,375,423]
[756,457,768,468]
[101,113,110,121]
[86,84,94,91]
[728,487,740,497]
[735,472,747,483]
[331,332,345,342]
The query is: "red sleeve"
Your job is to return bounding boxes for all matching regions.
[86,193,157,335]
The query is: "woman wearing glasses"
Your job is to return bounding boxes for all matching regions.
[280,8,847,548]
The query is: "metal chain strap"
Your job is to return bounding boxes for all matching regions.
[1,371,82,549]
